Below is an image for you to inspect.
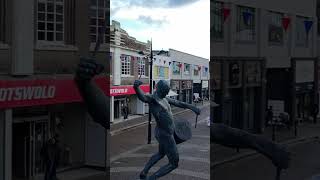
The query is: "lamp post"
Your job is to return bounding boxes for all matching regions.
[139,39,153,144]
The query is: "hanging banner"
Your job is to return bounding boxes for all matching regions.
[169,62,172,66]
[243,12,252,25]
[304,20,313,34]
[282,17,291,31]
[223,8,231,22]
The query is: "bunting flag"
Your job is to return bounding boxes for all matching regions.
[223,8,231,22]
[131,56,135,61]
[243,11,252,25]
[198,66,201,71]
[164,60,166,64]
[282,17,291,31]
[178,63,183,68]
[169,62,172,66]
[205,67,208,72]
[304,20,313,34]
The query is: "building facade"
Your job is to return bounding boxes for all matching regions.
[0,0,110,179]
[109,20,150,123]
[169,49,210,104]
[211,0,318,132]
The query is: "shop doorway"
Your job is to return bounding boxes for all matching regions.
[114,98,126,119]
[12,117,49,180]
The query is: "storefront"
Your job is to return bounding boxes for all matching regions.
[210,57,266,133]
[170,80,193,104]
[201,80,209,100]
[110,85,149,122]
[292,58,318,124]
[0,76,109,179]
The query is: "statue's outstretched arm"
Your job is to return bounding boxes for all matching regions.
[211,123,290,169]
[133,80,152,103]
[74,57,109,129]
[166,97,200,115]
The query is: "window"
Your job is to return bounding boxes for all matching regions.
[37,0,64,42]
[212,1,224,40]
[138,57,145,76]
[236,6,255,41]
[90,0,108,43]
[184,63,191,75]
[268,12,284,44]
[296,16,309,47]
[172,61,181,75]
[0,0,5,43]
[194,65,199,76]
[121,55,131,75]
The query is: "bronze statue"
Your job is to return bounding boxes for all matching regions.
[133,80,200,180]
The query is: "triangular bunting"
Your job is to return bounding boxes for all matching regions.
[164,60,166,64]
[282,17,291,31]
[304,20,313,34]
[223,8,231,22]
[243,11,252,25]
[169,62,172,66]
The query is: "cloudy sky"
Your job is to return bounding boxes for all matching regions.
[110,0,210,59]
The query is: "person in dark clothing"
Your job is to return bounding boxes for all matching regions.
[41,134,60,180]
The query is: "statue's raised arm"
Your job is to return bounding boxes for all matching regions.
[133,80,153,103]
[74,57,109,129]
[166,97,200,115]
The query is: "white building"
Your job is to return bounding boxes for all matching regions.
[169,49,210,104]
[109,20,151,123]
[211,0,319,131]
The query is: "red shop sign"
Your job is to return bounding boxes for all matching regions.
[0,76,110,109]
[110,85,149,96]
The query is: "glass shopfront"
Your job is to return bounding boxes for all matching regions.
[0,112,4,180]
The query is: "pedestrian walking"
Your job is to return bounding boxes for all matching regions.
[41,134,60,180]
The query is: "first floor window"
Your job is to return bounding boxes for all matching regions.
[172,61,181,75]
[236,6,255,41]
[90,0,108,43]
[184,63,190,75]
[138,57,145,76]
[37,0,64,42]
[212,1,224,40]
[268,11,284,44]
[121,55,131,75]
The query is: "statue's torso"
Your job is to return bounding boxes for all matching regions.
[150,97,174,136]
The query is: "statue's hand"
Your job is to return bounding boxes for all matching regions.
[76,57,104,81]
[134,80,143,87]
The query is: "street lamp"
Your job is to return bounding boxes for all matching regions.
[138,40,154,144]
[138,42,166,144]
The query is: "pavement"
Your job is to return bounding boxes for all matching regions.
[110,103,210,180]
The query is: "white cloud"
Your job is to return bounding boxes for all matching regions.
[111,0,210,59]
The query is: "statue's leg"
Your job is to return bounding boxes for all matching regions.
[148,136,179,180]
[140,144,165,179]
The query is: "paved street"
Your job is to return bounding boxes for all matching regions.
[110,104,210,180]
[212,137,320,180]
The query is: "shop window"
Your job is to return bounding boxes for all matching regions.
[296,16,309,47]
[236,6,255,41]
[212,1,224,40]
[184,63,191,75]
[172,61,181,75]
[121,55,131,75]
[37,0,64,42]
[138,57,145,76]
[268,11,284,45]
[89,0,108,43]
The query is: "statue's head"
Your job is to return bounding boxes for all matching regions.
[155,80,170,99]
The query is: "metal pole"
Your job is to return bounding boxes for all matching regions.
[148,39,153,144]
